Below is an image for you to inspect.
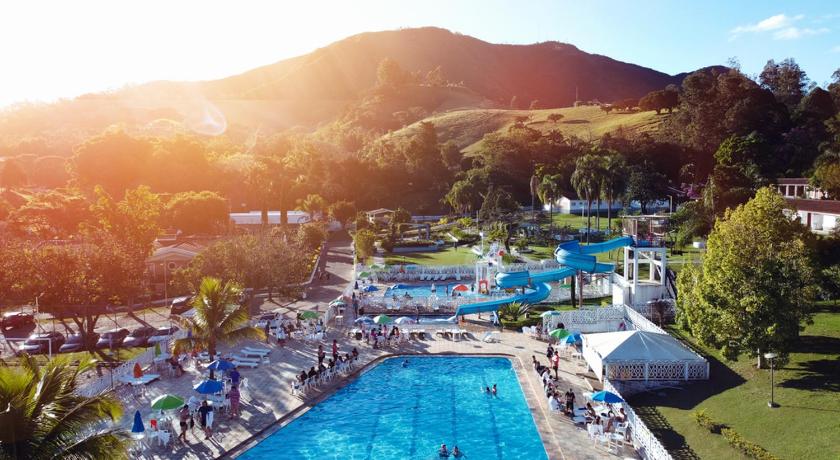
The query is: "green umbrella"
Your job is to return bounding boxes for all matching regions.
[549,329,571,339]
[150,394,184,411]
[540,310,562,318]
[299,310,319,320]
[154,343,161,357]
[358,271,371,278]
[373,314,392,324]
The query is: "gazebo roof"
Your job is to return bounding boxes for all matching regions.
[584,330,701,363]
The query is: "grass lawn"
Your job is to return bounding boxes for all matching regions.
[629,301,840,459]
[384,246,477,266]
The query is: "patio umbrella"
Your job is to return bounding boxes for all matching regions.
[329,299,347,307]
[373,314,392,324]
[132,362,143,378]
[453,284,469,292]
[130,410,145,439]
[207,359,235,372]
[563,333,582,344]
[194,379,225,395]
[362,285,379,292]
[358,271,371,278]
[150,394,185,411]
[548,329,570,339]
[540,310,562,318]
[369,264,384,270]
[394,316,416,324]
[354,316,374,324]
[591,390,624,404]
[299,310,319,320]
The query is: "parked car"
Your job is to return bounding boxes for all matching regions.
[170,296,193,315]
[1,311,35,330]
[59,332,99,353]
[96,328,130,348]
[147,326,180,345]
[20,331,65,354]
[122,326,157,348]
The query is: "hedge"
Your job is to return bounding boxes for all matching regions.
[693,409,779,460]
[691,409,722,434]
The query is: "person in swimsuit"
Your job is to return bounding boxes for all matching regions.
[452,446,463,458]
[439,444,449,457]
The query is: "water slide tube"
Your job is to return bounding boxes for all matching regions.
[455,236,633,316]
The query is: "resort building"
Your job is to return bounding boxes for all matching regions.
[364,208,394,224]
[544,195,669,215]
[229,210,314,231]
[145,241,207,295]
[775,178,839,235]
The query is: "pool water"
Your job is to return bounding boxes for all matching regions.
[384,283,478,298]
[240,357,548,460]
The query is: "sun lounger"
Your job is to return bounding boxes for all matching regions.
[232,359,259,369]
[232,354,260,363]
[241,348,270,357]
[482,331,500,343]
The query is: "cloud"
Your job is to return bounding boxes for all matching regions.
[832,45,840,53]
[729,13,828,40]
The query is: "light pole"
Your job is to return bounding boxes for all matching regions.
[764,352,779,408]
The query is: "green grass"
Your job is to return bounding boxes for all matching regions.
[630,301,840,460]
[384,246,477,266]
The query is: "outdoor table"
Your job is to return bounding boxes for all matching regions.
[147,429,171,447]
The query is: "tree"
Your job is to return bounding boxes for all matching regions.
[602,153,628,232]
[165,190,228,235]
[677,187,816,364]
[626,162,666,214]
[547,113,564,123]
[571,154,602,241]
[298,193,327,221]
[0,159,27,188]
[171,277,264,357]
[477,186,519,222]
[0,354,130,459]
[811,151,840,199]
[71,129,153,196]
[353,229,377,261]
[440,140,462,171]
[296,222,327,251]
[537,174,563,235]
[377,58,408,88]
[7,188,91,238]
[759,58,809,110]
[328,200,356,228]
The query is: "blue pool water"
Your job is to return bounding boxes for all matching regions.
[240,357,548,460]
[384,283,478,298]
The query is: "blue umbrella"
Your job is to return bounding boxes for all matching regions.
[194,379,225,394]
[362,285,379,292]
[207,359,235,372]
[130,410,145,439]
[563,333,582,344]
[591,390,624,404]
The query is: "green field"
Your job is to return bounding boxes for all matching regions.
[384,246,477,266]
[630,302,840,459]
[384,105,663,153]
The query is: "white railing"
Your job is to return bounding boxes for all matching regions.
[542,305,626,331]
[623,306,669,335]
[603,380,674,460]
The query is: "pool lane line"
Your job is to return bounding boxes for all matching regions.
[480,371,504,460]
[361,363,390,460]
[408,370,421,459]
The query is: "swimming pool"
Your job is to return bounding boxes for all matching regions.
[384,283,478,298]
[239,356,548,460]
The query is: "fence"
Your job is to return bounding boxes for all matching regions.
[603,380,674,460]
[542,305,626,332]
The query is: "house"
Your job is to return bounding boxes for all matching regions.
[776,178,839,235]
[543,195,669,215]
[365,208,394,224]
[145,241,207,295]
[229,210,312,230]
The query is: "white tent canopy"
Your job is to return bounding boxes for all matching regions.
[582,330,708,381]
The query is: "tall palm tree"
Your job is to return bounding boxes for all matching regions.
[529,173,540,222]
[602,153,628,234]
[571,154,601,243]
[537,175,563,237]
[172,277,265,357]
[0,354,130,460]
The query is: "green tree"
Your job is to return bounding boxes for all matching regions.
[165,190,228,235]
[571,154,602,240]
[0,159,27,188]
[759,58,809,110]
[440,140,462,171]
[328,200,356,228]
[298,194,327,221]
[537,174,563,235]
[0,354,130,459]
[477,186,519,222]
[8,188,91,238]
[353,229,377,261]
[677,187,816,364]
[71,129,153,196]
[171,277,264,357]
[810,151,840,199]
[626,162,666,214]
[296,222,327,251]
[547,113,564,123]
[602,153,628,232]
[377,58,408,88]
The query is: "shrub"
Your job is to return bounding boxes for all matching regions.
[721,428,780,460]
[692,409,722,434]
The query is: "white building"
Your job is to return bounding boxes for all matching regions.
[775,178,839,235]
[543,195,669,215]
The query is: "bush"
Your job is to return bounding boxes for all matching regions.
[721,428,780,460]
[393,239,436,248]
[296,222,327,251]
[692,409,722,434]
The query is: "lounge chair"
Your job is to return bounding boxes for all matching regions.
[482,331,500,343]
[241,348,270,357]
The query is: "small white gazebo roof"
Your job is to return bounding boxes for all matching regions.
[585,330,700,363]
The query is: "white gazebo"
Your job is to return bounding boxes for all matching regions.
[582,330,708,382]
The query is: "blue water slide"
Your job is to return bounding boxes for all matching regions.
[455,282,551,316]
[554,236,633,273]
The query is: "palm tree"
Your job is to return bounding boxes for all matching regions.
[537,175,563,237]
[602,153,628,234]
[529,173,540,222]
[172,277,265,357]
[0,354,130,459]
[298,194,327,221]
[571,154,601,243]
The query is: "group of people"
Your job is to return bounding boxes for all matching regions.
[361,323,402,349]
[438,443,464,458]
[296,341,359,387]
[533,355,577,416]
[176,367,243,444]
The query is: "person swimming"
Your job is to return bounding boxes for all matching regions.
[491,384,497,396]
[452,446,463,458]
[439,443,449,457]
[402,359,409,368]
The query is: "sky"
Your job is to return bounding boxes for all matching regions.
[0,0,838,109]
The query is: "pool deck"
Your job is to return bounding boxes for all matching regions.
[129,326,636,460]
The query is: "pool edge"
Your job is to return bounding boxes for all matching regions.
[222,352,558,460]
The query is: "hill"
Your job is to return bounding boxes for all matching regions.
[382,106,665,152]
[0,27,710,150]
